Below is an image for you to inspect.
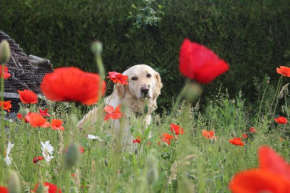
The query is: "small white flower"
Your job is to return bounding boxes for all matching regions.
[41,141,54,163]
[87,134,102,141]
[4,142,14,166]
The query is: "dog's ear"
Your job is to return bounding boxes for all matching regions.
[116,83,128,98]
[153,72,163,100]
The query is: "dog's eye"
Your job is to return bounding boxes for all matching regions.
[131,77,138,81]
[146,74,152,78]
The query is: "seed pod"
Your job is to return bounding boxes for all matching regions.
[64,143,80,170]
[0,40,11,64]
[91,41,102,55]
[7,170,22,193]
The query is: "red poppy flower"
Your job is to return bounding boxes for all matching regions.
[0,65,11,79]
[51,119,65,131]
[0,100,11,112]
[41,67,106,105]
[0,186,8,193]
[170,124,184,135]
[33,156,45,163]
[104,105,123,121]
[242,133,248,139]
[25,113,50,128]
[229,146,290,192]
[179,39,229,84]
[202,130,216,139]
[249,127,256,133]
[275,116,288,124]
[133,136,141,144]
[18,89,38,104]
[107,71,128,85]
[276,66,290,77]
[39,108,50,117]
[160,133,174,145]
[229,138,244,146]
[17,113,29,122]
[32,182,62,193]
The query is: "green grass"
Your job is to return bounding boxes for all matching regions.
[1,89,289,192]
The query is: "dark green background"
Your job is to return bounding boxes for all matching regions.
[1,0,290,112]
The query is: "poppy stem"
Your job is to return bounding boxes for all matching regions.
[0,64,5,180]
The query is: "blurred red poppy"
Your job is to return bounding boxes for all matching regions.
[160,133,174,145]
[18,89,38,104]
[41,67,106,105]
[107,71,128,85]
[170,124,184,135]
[275,116,288,124]
[229,137,244,146]
[0,186,8,193]
[249,127,256,133]
[39,108,50,117]
[179,39,229,84]
[104,105,123,120]
[133,136,141,144]
[25,113,50,128]
[33,156,45,164]
[17,112,29,122]
[202,130,216,139]
[277,66,290,77]
[242,133,248,139]
[32,182,62,193]
[51,119,65,131]
[0,100,11,112]
[0,65,11,79]
[229,146,290,192]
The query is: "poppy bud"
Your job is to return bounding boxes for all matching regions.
[146,150,159,185]
[91,41,103,55]
[0,40,11,64]
[183,82,202,102]
[19,107,29,117]
[64,143,80,170]
[36,182,45,193]
[7,170,22,193]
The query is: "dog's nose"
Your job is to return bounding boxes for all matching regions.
[141,86,149,94]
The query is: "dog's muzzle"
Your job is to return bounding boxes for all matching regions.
[141,86,149,98]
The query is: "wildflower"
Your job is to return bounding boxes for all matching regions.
[18,89,38,104]
[17,112,29,122]
[179,39,229,84]
[0,65,11,79]
[4,142,14,166]
[0,100,12,112]
[107,71,128,85]
[79,146,85,154]
[275,116,288,124]
[39,108,50,117]
[33,156,44,164]
[87,134,102,141]
[202,130,216,139]
[170,124,184,135]
[40,67,106,105]
[104,105,123,120]
[25,113,50,128]
[160,133,174,145]
[229,146,290,192]
[276,66,290,77]
[0,186,8,193]
[229,138,244,146]
[51,119,65,131]
[249,127,256,133]
[41,141,54,163]
[242,133,248,139]
[133,136,141,144]
[32,182,62,193]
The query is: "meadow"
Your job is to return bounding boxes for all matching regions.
[0,39,290,193]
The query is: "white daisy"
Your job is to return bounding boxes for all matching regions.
[87,134,102,141]
[4,142,14,166]
[41,141,54,163]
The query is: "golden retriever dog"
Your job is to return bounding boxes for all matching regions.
[77,64,163,151]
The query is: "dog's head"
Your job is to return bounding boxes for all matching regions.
[116,64,163,101]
